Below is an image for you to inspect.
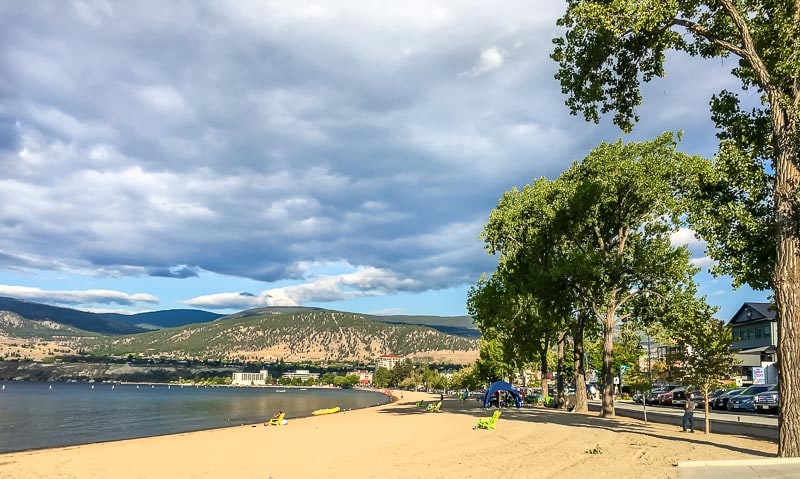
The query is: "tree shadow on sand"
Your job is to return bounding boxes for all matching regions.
[379,398,775,458]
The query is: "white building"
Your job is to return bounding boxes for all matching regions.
[375,354,404,371]
[232,370,270,386]
[281,369,320,381]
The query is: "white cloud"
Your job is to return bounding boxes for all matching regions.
[670,228,703,247]
[461,46,506,77]
[0,285,158,306]
[184,266,419,310]
[691,256,716,270]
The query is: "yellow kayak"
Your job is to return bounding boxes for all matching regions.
[312,406,341,416]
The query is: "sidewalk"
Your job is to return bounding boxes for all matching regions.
[678,458,800,479]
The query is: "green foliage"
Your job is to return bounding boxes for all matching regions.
[671,299,736,394]
[449,365,484,391]
[373,366,391,388]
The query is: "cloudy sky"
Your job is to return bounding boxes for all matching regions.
[0,0,769,320]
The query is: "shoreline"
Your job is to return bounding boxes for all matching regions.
[0,382,393,454]
[0,391,778,478]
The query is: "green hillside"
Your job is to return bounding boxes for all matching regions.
[0,311,96,339]
[79,309,478,361]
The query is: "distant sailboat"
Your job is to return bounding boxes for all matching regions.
[91,385,95,389]
[2,384,5,390]
[49,385,52,389]
[112,385,115,390]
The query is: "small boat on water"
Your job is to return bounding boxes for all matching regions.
[276,389,287,393]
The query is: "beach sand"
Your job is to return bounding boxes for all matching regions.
[0,391,777,479]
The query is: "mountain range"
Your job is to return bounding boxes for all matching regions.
[0,298,479,363]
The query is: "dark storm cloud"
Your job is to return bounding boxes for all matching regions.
[147,266,200,279]
[0,1,737,304]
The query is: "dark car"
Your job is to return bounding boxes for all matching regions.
[693,389,725,407]
[727,384,775,412]
[671,386,693,406]
[712,387,746,410]
[659,386,685,406]
[754,385,780,414]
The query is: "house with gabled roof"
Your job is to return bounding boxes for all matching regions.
[728,302,777,384]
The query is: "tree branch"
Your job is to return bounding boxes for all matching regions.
[716,0,773,90]
[670,18,747,58]
[594,225,606,251]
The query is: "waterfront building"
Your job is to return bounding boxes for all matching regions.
[281,369,320,381]
[232,370,270,386]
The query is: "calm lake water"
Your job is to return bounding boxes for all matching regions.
[0,381,390,453]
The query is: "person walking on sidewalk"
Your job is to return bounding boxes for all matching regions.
[682,393,695,433]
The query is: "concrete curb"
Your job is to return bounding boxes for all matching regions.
[679,458,800,468]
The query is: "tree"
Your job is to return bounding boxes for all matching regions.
[481,176,590,411]
[554,135,700,417]
[450,365,484,392]
[481,135,697,416]
[390,359,414,388]
[672,299,736,435]
[553,0,800,456]
[373,366,391,388]
[468,272,561,399]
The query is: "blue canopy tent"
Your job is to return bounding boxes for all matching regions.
[482,380,523,409]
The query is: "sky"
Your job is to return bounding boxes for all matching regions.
[0,0,770,321]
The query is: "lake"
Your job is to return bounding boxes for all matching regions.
[0,381,390,453]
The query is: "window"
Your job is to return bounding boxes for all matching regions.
[755,327,762,339]
[747,328,754,340]
[763,326,771,338]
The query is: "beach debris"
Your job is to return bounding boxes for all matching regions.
[585,444,603,455]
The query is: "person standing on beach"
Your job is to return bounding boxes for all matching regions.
[682,394,695,433]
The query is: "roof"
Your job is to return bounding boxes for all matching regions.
[729,302,776,325]
[738,345,777,354]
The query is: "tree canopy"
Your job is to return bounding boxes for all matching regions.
[553,0,799,456]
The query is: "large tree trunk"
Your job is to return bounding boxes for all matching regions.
[772,96,800,457]
[539,342,549,401]
[572,313,588,412]
[556,331,566,408]
[601,311,615,417]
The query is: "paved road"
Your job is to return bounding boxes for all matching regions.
[590,400,778,440]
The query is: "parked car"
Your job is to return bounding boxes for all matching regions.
[727,384,775,412]
[693,389,725,407]
[659,386,684,406]
[648,386,676,405]
[658,386,686,406]
[754,386,780,414]
[671,386,692,406]
[712,387,746,410]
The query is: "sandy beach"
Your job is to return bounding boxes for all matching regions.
[0,391,777,479]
